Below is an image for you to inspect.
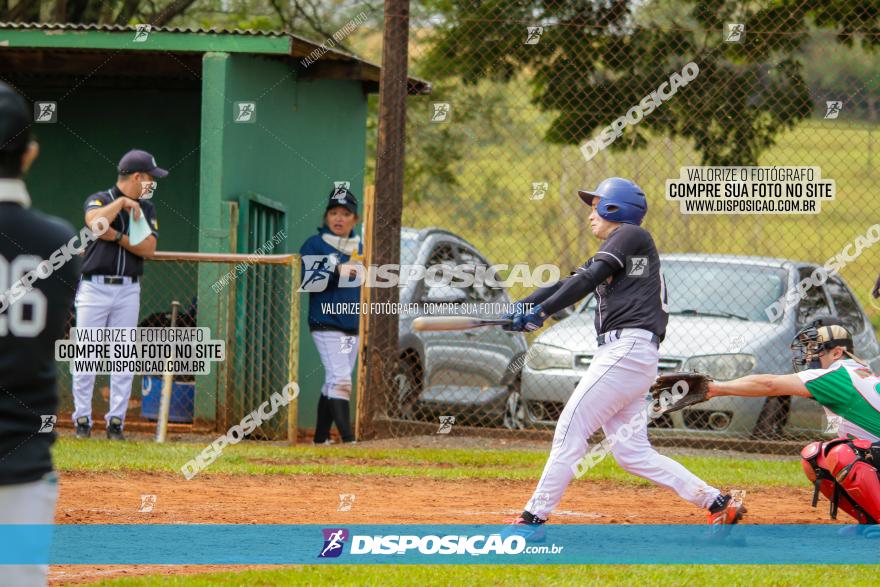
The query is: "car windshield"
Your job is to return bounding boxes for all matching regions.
[580,260,787,323]
[664,261,788,322]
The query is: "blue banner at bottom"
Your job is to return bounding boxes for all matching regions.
[1,524,878,565]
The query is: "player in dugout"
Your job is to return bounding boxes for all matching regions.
[299,187,363,445]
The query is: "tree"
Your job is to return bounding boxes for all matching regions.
[0,0,199,26]
[803,34,880,122]
[417,0,879,165]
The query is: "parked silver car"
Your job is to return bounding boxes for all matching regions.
[518,254,880,438]
[392,227,528,428]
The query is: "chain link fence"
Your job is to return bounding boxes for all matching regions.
[358,3,880,450]
[58,253,300,441]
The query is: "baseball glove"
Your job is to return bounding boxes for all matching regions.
[650,372,713,414]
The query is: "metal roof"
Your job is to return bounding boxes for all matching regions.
[0,22,431,94]
[0,21,288,36]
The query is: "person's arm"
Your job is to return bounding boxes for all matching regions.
[538,259,616,316]
[298,238,314,280]
[119,203,159,258]
[85,197,142,241]
[520,280,566,307]
[520,258,615,310]
[707,374,812,399]
[118,234,157,258]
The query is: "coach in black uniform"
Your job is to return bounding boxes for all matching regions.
[504,177,745,532]
[71,149,163,440]
[0,82,81,586]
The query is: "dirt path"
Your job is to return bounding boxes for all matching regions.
[56,471,826,525]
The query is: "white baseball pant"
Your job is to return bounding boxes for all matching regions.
[312,330,359,400]
[0,472,58,587]
[525,329,720,519]
[72,278,140,425]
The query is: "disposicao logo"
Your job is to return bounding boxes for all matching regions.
[300,254,339,292]
[319,528,349,558]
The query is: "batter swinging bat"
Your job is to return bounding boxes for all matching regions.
[412,316,512,331]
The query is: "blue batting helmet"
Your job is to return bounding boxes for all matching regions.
[577,177,648,225]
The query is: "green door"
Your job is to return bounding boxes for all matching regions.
[233,193,289,438]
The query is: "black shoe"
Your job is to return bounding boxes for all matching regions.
[106,417,125,440]
[503,510,547,541]
[75,416,91,439]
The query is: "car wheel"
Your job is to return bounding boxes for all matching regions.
[751,396,791,439]
[503,390,527,430]
[392,352,422,420]
[502,375,529,430]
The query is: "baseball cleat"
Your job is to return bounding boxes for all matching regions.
[106,417,125,441]
[75,416,91,439]
[503,511,547,541]
[707,491,747,526]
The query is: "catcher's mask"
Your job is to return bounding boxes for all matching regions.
[790,316,854,371]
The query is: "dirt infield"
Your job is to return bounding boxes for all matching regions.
[50,470,839,585]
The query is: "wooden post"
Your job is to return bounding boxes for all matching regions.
[361,0,410,439]
[355,186,376,439]
[287,255,301,445]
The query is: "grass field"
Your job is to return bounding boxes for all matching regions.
[54,437,804,487]
[84,565,880,587]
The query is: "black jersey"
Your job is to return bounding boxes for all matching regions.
[592,224,668,340]
[81,185,158,277]
[0,186,81,485]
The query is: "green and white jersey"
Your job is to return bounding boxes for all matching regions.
[797,359,880,443]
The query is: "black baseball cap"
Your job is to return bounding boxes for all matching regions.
[0,82,31,156]
[326,187,358,215]
[117,149,169,178]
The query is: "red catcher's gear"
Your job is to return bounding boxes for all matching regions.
[801,438,880,524]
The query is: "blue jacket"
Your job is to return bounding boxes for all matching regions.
[299,227,363,334]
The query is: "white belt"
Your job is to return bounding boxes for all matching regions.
[597,328,659,347]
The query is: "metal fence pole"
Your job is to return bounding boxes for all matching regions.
[156,300,181,443]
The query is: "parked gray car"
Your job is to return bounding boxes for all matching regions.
[391,227,528,428]
[518,254,880,438]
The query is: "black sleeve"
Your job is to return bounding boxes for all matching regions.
[520,280,565,307]
[593,225,647,271]
[539,258,616,316]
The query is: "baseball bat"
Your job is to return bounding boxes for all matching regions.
[412,316,512,331]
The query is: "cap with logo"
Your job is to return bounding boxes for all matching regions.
[326,187,358,215]
[0,82,31,158]
[117,149,169,178]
